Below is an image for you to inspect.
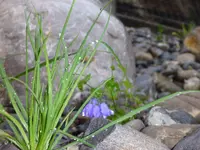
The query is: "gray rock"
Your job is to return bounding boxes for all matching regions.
[0,143,18,150]
[177,53,196,64]
[146,106,179,126]
[136,60,149,68]
[142,124,200,149]
[173,127,200,150]
[93,0,116,14]
[181,62,200,70]
[0,0,135,105]
[169,110,198,124]
[162,61,180,75]
[157,92,171,99]
[184,77,200,90]
[160,51,176,60]
[157,42,170,51]
[80,118,115,150]
[135,74,153,92]
[141,65,162,75]
[158,93,200,122]
[149,47,164,57]
[123,119,145,131]
[134,27,152,38]
[95,125,169,150]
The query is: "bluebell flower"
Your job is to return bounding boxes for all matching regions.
[81,98,114,118]
[100,103,114,119]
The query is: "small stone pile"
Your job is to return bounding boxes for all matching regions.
[128,27,200,101]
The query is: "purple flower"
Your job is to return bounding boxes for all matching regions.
[81,98,114,118]
[100,103,114,119]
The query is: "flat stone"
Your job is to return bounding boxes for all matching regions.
[142,124,200,149]
[95,125,169,150]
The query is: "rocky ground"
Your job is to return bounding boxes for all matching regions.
[2,26,200,150]
[1,0,200,149]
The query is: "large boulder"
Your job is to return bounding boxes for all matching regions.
[0,0,135,105]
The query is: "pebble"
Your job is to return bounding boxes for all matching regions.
[177,53,196,64]
[149,47,164,57]
[184,77,200,90]
[177,69,200,80]
[123,119,145,131]
[146,106,179,126]
[136,51,153,61]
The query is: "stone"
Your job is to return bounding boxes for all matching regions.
[157,92,171,99]
[136,51,153,61]
[123,119,145,131]
[134,27,152,38]
[149,47,164,57]
[176,53,196,64]
[162,61,180,75]
[169,110,198,124]
[141,65,162,75]
[181,62,200,70]
[146,106,179,126]
[93,0,116,14]
[135,74,153,92]
[142,124,200,149]
[177,69,200,80]
[80,117,115,150]
[0,143,19,150]
[153,73,182,93]
[158,93,200,122]
[95,125,169,150]
[173,127,200,150]
[160,51,176,61]
[157,42,170,51]
[184,77,200,90]
[0,0,135,105]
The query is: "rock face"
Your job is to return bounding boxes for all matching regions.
[95,125,170,150]
[0,0,135,104]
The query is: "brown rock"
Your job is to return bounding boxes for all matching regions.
[177,69,200,80]
[142,124,200,149]
[177,53,195,64]
[136,51,153,61]
[154,73,182,93]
